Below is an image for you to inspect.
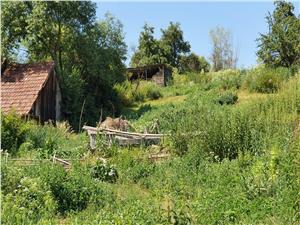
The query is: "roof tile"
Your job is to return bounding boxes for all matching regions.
[1,62,54,114]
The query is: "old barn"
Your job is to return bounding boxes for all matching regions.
[1,62,62,123]
[127,64,172,86]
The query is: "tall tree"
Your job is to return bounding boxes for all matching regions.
[209,27,238,71]
[1,2,127,128]
[130,24,164,67]
[257,1,300,67]
[179,53,210,73]
[160,22,191,67]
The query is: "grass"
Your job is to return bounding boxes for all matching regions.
[146,95,187,106]
[1,68,300,224]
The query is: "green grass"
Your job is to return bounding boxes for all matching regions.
[1,69,300,224]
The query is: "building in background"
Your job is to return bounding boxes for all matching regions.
[1,62,62,123]
[126,64,172,86]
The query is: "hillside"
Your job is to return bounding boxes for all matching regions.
[2,68,300,224]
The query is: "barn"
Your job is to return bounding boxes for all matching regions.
[1,62,62,123]
[127,64,172,86]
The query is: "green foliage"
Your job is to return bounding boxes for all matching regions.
[160,22,191,68]
[1,73,299,224]
[1,164,24,195]
[2,177,57,224]
[131,23,164,67]
[113,150,156,184]
[1,2,127,129]
[217,91,238,105]
[257,1,300,67]
[244,66,291,93]
[209,69,242,90]
[24,121,87,158]
[131,22,191,68]
[24,163,107,214]
[91,160,118,183]
[179,53,210,73]
[1,111,30,154]
[114,80,163,106]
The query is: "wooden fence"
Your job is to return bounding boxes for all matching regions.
[82,125,167,150]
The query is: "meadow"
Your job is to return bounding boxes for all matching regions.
[1,66,300,224]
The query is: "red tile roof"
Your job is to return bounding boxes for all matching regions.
[1,62,54,114]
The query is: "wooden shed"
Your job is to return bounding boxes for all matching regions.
[127,64,172,86]
[1,62,62,123]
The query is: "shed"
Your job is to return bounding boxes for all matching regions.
[127,64,172,86]
[1,62,62,122]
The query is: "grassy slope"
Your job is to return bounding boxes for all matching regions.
[64,77,299,224]
[2,72,300,224]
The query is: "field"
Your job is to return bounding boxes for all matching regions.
[1,67,300,224]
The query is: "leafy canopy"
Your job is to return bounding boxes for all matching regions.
[1,2,127,129]
[130,22,191,68]
[257,0,300,67]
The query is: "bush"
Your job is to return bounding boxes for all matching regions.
[90,160,118,183]
[217,91,238,105]
[25,123,59,158]
[25,163,106,213]
[114,80,163,106]
[1,164,24,195]
[209,69,242,90]
[113,80,135,106]
[142,83,163,100]
[1,177,57,224]
[1,111,30,154]
[24,122,87,158]
[244,66,291,93]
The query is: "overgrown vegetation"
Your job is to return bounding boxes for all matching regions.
[2,67,299,224]
[1,1,300,224]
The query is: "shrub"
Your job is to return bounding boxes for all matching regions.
[26,123,59,154]
[1,177,57,224]
[114,80,162,106]
[90,160,118,183]
[26,163,106,213]
[209,69,242,90]
[58,164,106,213]
[1,164,24,195]
[217,91,238,105]
[24,122,87,158]
[113,80,135,106]
[244,66,291,93]
[1,111,30,154]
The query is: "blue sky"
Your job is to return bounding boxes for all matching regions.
[96,1,299,68]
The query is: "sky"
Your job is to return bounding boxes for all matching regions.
[96,1,300,68]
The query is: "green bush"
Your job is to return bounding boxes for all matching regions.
[1,164,24,195]
[1,111,30,154]
[139,81,163,100]
[1,177,57,224]
[113,80,163,106]
[25,163,106,213]
[113,80,135,106]
[217,91,238,105]
[209,69,242,90]
[244,66,291,93]
[90,160,118,183]
[24,122,87,158]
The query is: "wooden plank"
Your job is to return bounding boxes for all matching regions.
[83,125,166,137]
[53,156,71,166]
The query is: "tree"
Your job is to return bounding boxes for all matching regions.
[257,1,300,67]
[130,22,191,68]
[179,53,210,73]
[1,2,127,129]
[209,27,238,71]
[160,22,191,67]
[130,24,164,67]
